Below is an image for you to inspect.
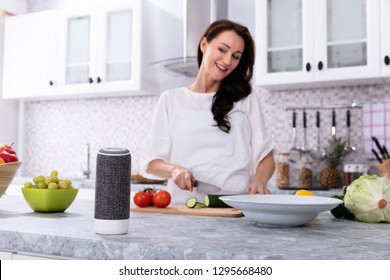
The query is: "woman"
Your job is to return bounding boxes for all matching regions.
[141,19,275,203]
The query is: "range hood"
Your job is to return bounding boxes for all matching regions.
[152,0,228,77]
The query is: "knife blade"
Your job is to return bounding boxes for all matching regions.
[372,136,386,159]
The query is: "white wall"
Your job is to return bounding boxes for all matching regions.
[0,17,19,152]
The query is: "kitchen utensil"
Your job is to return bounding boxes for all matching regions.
[372,137,387,159]
[130,204,243,218]
[331,109,336,136]
[372,148,383,163]
[219,195,343,227]
[21,187,78,213]
[383,145,390,159]
[310,111,326,160]
[299,111,310,153]
[290,111,299,151]
[94,147,131,235]
[344,110,356,153]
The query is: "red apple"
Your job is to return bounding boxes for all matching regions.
[0,151,18,163]
[0,143,18,162]
[0,144,16,155]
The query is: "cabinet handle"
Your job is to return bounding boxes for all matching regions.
[318,61,323,70]
[305,63,311,72]
[385,56,390,66]
[89,77,94,84]
[97,77,102,83]
[49,80,54,86]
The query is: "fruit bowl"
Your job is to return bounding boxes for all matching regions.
[21,187,79,213]
[0,162,22,198]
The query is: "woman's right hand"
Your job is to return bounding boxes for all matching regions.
[172,166,195,191]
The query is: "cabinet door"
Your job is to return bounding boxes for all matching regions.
[256,0,315,88]
[2,11,58,99]
[95,0,141,93]
[57,7,97,95]
[314,0,381,82]
[381,0,390,82]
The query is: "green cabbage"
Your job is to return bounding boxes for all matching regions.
[344,175,390,223]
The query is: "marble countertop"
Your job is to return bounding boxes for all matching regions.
[1,182,389,260]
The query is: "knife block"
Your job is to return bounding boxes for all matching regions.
[377,159,390,179]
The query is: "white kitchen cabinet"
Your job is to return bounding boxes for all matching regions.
[380,0,390,83]
[2,10,59,99]
[255,0,381,90]
[2,0,146,100]
[56,0,142,97]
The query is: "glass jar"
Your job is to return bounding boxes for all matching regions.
[298,160,313,189]
[343,164,368,186]
[276,152,290,188]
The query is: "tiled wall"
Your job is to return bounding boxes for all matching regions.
[22,83,390,182]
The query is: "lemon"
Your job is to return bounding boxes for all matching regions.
[295,189,315,196]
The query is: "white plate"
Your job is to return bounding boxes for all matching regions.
[220,195,343,227]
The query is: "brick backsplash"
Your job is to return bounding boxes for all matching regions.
[22,84,390,183]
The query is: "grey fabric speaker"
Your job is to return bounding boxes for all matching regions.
[94,147,131,234]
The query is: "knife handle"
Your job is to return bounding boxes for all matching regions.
[372,136,386,159]
[346,110,350,127]
[292,111,296,128]
[316,111,320,128]
[372,148,383,163]
[332,109,336,127]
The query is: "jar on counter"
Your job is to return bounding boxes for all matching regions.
[343,164,368,186]
[298,160,313,189]
[276,152,290,188]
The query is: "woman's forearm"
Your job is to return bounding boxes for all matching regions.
[249,151,276,194]
[146,159,195,191]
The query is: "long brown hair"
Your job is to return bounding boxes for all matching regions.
[197,19,255,133]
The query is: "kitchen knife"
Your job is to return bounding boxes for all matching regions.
[383,145,390,159]
[372,148,383,163]
[372,136,386,159]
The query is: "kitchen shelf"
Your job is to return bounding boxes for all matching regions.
[285,103,362,111]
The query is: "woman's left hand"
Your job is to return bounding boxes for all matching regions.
[248,181,271,195]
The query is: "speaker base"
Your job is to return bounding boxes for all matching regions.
[94,218,129,235]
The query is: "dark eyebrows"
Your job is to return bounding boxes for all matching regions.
[221,43,243,54]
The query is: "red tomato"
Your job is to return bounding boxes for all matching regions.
[144,188,158,206]
[133,191,153,207]
[152,190,171,208]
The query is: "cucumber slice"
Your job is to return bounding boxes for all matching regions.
[203,194,232,208]
[186,197,197,208]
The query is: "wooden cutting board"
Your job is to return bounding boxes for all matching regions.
[130,205,243,218]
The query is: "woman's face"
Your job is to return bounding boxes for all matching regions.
[200,30,245,82]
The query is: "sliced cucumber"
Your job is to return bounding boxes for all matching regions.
[186,197,207,208]
[186,197,197,208]
[203,194,231,208]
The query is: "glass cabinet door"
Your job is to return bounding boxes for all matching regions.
[326,0,367,68]
[105,10,133,82]
[65,16,91,84]
[267,0,302,73]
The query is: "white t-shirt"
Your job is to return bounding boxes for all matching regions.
[140,87,274,203]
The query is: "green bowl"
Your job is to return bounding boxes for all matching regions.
[21,187,79,213]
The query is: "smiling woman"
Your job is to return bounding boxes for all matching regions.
[140,19,275,204]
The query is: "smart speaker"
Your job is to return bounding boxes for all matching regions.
[94,147,131,234]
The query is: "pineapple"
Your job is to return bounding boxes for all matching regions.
[319,136,346,189]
